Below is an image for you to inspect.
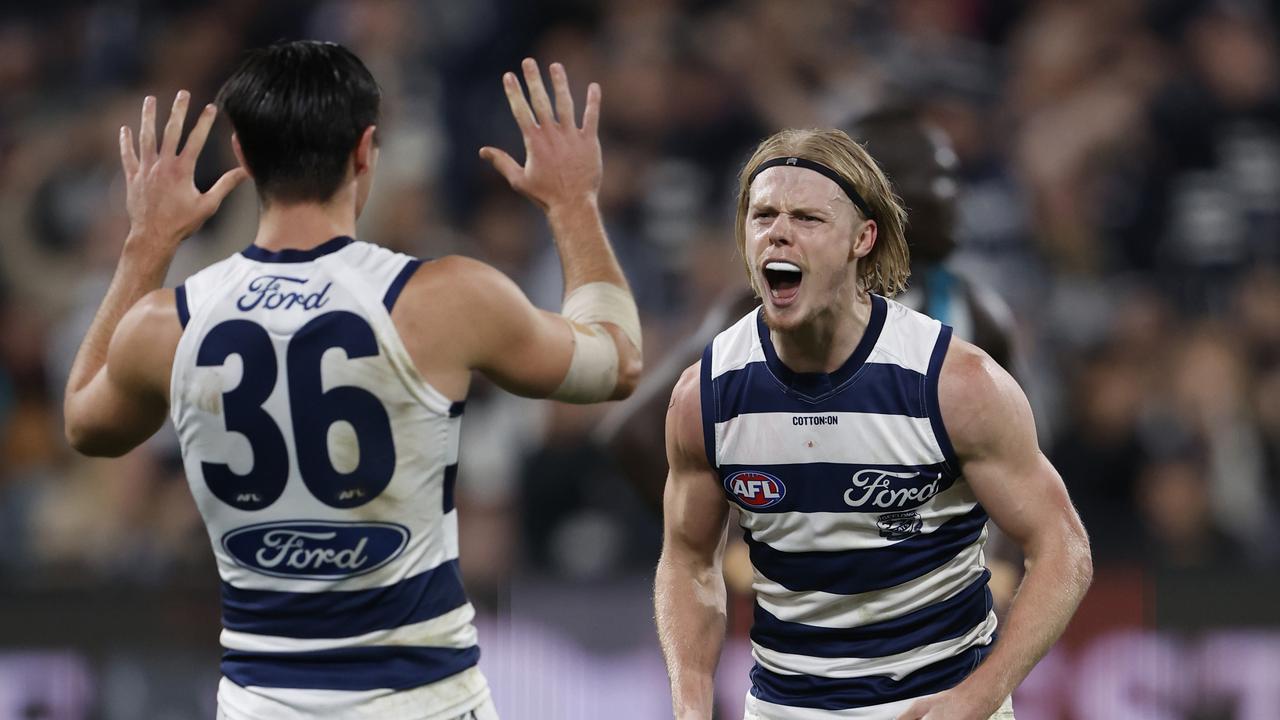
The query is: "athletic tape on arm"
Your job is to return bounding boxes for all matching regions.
[549,282,641,403]
[560,282,642,351]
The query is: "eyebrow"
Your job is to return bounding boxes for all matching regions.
[750,202,832,217]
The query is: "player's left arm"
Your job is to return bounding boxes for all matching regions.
[897,339,1093,720]
[64,91,246,457]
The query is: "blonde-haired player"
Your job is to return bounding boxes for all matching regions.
[656,128,1091,720]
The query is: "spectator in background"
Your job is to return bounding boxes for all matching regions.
[1137,450,1246,570]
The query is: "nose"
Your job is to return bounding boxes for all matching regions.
[765,214,793,247]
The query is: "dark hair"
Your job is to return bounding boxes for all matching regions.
[216,40,380,205]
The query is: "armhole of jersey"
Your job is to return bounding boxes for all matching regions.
[699,343,718,472]
[925,323,962,475]
[383,258,424,311]
[365,254,455,418]
[175,284,190,328]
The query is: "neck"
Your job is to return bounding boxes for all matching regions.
[770,287,873,374]
[253,184,358,251]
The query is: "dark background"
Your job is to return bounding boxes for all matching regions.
[0,0,1277,717]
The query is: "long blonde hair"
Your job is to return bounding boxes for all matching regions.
[735,128,910,296]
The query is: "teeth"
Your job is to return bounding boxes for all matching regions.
[765,261,801,273]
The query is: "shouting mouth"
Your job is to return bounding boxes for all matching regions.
[763,261,802,306]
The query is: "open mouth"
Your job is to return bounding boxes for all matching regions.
[762,261,802,304]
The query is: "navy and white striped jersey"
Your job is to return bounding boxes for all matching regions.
[170,237,489,719]
[701,295,996,719]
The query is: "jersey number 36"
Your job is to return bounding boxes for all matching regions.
[196,311,396,511]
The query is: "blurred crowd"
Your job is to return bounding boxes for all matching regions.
[1,0,1278,599]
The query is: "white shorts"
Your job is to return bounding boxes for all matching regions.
[215,666,496,720]
[216,695,498,720]
[743,693,1014,719]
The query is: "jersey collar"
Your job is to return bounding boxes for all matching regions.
[756,293,887,399]
[241,236,355,263]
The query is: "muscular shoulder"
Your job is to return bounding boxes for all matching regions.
[407,254,502,285]
[666,361,709,472]
[937,336,1037,463]
[395,254,515,324]
[117,288,181,346]
[110,288,182,399]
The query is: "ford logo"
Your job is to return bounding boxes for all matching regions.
[725,470,786,509]
[222,520,410,580]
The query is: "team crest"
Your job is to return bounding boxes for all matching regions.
[726,471,786,509]
[877,510,923,540]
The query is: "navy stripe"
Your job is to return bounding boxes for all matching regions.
[222,559,468,639]
[750,642,991,709]
[721,462,954,514]
[714,362,927,418]
[383,258,423,311]
[926,325,961,474]
[449,401,466,417]
[751,570,992,658]
[757,295,886,400]
[175,284,190,328]
[443,463,458,513]
[745,505,988,594]
[223,644,480,692]
[700,344,718,470]
[241,236,355,263]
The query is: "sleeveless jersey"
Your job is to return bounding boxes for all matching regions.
[169,237,489,719]
[701,295,996,719]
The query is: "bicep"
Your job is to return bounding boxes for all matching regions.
[942,343,1086,554]
[455,261,577,398]
[964,444,1080,554]
[67,290,178,456]
[661,364,730,565]
[477,303,577,398]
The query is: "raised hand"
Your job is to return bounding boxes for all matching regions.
[479,58,602,212]
[120,91,248,249]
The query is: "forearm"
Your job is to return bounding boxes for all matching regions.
[546,197,627,293]
[655,554,727,719]
[961,532,1092,705]
[65,234,174,399]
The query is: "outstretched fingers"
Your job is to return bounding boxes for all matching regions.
[521,58,556,126]
[478,146,524,190]
[181,103,219,164]
[204,167,249,210]
[119,125,138,178]
[138,95,157,165]
[502,71,536,132]
[582,82,601,137]
[549,62,575,128]
[160,90,190,157]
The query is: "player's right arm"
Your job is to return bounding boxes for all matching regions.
[655,362,730,720]
[396,59,640,404]
[479,58,641,401]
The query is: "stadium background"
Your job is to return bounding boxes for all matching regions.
[1,0,1279,717]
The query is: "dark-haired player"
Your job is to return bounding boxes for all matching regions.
[63,41,640,719]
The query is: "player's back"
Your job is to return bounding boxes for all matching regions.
[169,236,489,719]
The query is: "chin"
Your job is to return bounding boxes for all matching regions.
[760,301,808,332]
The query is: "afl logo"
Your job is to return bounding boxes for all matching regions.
[726,471,786,509]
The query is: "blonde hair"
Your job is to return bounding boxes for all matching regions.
[735,128,910,296]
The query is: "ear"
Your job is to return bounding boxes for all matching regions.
[353,125,377,177]
[850,219,877,261]
[230,133,253,178]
